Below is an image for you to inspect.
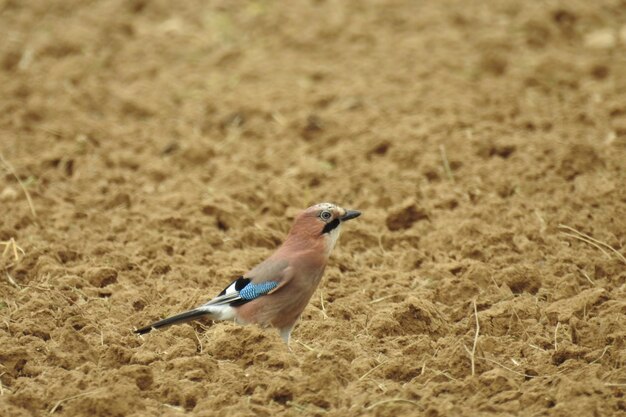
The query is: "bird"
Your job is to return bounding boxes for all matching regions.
[134,202,361,345]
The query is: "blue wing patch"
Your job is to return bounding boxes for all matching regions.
[214,277,279,307]
[239,281,279,301]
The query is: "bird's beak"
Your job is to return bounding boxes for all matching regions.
[340,210,361,221]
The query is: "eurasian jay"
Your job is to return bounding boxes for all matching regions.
[135,202,361,345]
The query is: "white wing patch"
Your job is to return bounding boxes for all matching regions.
[222,280,239,295]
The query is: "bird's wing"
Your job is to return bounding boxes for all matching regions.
[248,257,294,295]
[205,259,292,307]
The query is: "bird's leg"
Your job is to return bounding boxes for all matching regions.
[279,324,295,350]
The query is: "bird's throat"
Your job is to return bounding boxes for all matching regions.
[324,226,341,257]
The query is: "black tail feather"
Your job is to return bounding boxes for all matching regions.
[135,309,209,335]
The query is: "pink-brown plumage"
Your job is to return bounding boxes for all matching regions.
[135,202,360,345]
[236,206,335,335]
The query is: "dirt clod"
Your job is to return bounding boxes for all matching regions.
[386,200,429,231]
[1,1,625,416]
[86,267,118,288]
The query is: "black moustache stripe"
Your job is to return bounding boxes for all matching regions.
[321,218,340,234]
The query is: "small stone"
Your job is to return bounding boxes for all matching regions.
[584,29,616,49]
[0,186,18,201]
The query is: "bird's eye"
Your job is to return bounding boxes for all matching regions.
[320,211,332,221]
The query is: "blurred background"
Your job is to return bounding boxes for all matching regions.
[1,0,625,416]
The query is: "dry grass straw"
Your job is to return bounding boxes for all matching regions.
[1,238,25,263]
[480,345,611,380]
[554,322,560,351]
[358,359,388,381]
[0,372,6,395]
[319,291,328,319]
[463,300,480,376]
[365,398,422,411]
[0,152,37,218]
[49,389,104,414]
[558,224,626,265]
[439,144,455,182]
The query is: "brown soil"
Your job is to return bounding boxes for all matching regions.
[1,1,625,416]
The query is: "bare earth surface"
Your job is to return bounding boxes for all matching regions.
[1,1,625,416]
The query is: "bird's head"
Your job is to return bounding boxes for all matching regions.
[287,202,361,256]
